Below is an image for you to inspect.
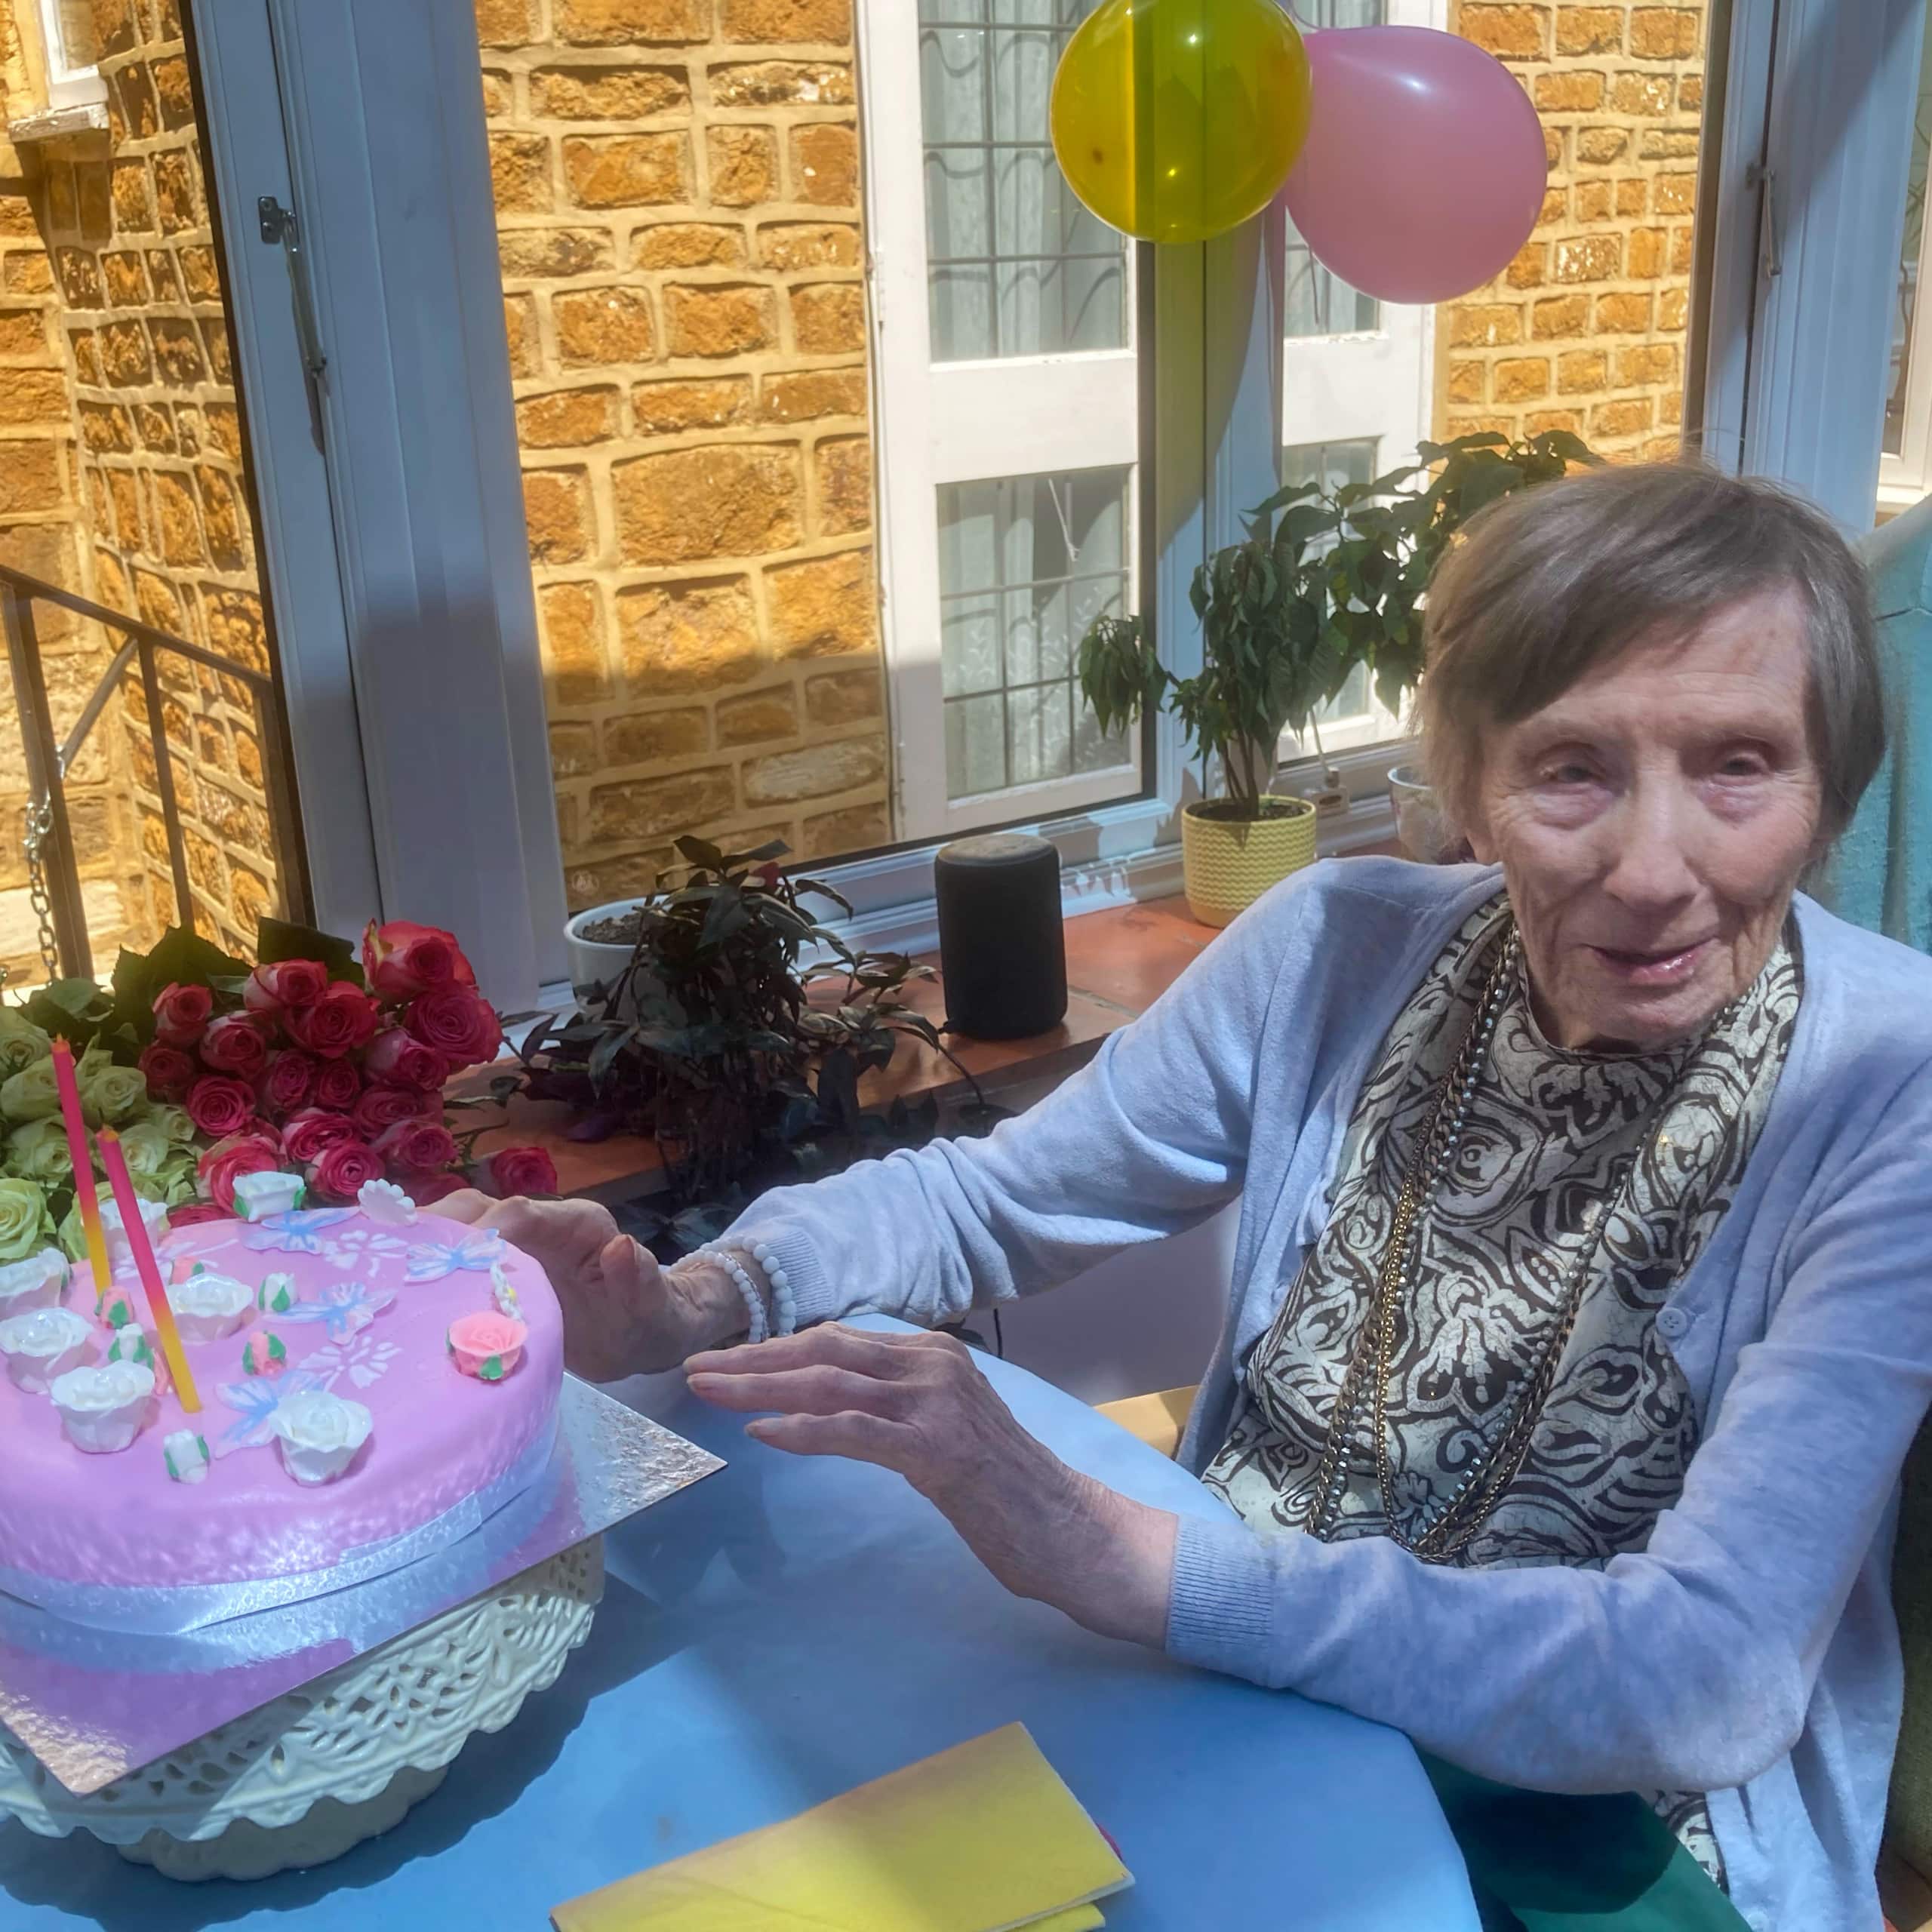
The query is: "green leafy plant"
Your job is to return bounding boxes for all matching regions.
[495,838,1001,1251]
[1078,430,1604,818]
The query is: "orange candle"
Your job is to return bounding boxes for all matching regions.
[48,1038,111,1303]
[97,1130,200,1414]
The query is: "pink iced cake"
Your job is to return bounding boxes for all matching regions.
[0,1197,562,1633]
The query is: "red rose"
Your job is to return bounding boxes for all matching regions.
[362,919,476,999]
[488,1146,558,1197]
[410,1172,466,1205]
[309,1137,383,1202]
[281,1106,360,1164]
[374,1118,459,1174]
[312,1058,362,1111]
[139,1041,197,1103]
[152,982,213,1047]
[364,1027,448,1092]
[258,1050,316,1118]
[186,1074,256,1140]
[196,1134,284,1214]
[198,1014,269,1080]
[283,982,380,1060]
[168,1201,232,1229]
[403,988,501,1072]
[242,960,329,1015]
[352,1084,438,1138]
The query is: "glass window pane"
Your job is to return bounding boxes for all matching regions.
[936,468,1132,801]
[1281,438,1379,497]
[919,0,1128,361]
[1283,0,1383,342]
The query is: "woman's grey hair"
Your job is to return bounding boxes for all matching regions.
[1417,461,1884,844]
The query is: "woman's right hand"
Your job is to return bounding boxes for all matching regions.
[435,1192,749,1380]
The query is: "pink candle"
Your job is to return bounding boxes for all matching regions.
[97,1130,199,1414]
[48,1039,110,1301]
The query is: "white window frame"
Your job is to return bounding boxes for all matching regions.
[863,0,1144,841]
[32,0,107,112]
[1880,81,1932,518]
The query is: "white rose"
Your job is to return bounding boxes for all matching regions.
[169,1272,253,1321]
[272,1389,372,1457]
[0,1304,91,1359]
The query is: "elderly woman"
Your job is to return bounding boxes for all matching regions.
[454,463,1932,1930]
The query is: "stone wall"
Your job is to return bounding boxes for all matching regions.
[0,0,283,982]
[1441,2,1706,459]
[477,0,891,914]
[0,0,137,989]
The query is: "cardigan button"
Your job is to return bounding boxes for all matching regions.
[1657,1306,1690,1341]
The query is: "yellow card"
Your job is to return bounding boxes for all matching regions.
[551,1723,1130,1932]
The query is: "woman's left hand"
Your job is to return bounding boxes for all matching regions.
[685,1324,1178,1648]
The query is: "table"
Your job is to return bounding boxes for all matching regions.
[0,1319,1481,1930]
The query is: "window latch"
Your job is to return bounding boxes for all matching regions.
[1746,162,1782,281]
[258,195,328,448]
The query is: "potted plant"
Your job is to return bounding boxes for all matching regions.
[1079,429,1604,902]
[497,838,1001,1255]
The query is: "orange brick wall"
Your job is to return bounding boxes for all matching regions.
[1442,2,1706,459]
[477,0,891,914]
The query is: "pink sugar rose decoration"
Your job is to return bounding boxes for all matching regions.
[446,1309,527,1383]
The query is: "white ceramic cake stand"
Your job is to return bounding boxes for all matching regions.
[0,1538,603,1881]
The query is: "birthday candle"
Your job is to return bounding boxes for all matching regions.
[48,1039,111,1303]
[97,1130,200,1414]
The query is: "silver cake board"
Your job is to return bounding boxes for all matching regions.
[0,1376,721,1795]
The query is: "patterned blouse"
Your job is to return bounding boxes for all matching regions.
[1201,893,1803,1887]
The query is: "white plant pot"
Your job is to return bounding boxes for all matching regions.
[565,900,645,999]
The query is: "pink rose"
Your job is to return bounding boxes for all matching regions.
[361,919,476,999]
[199,1014,269,1080]
[152,982,213,1047]
[242,960,330,1016]
[283,982,380,1060]
[403,987,502,1072]
[281,1107,359,1165]
[374,1118,459,1175]
[186,1074,256,1140]
[364,1027,448,1092]
[168,1201,232,1229]
[196,1134,284,1214]
[353,1084,437,1138]
[488,1146,558,1197]
[309,1137,383,1202]
[410,1172,466,1204]
[140,1041,197,1103]
[312,1058,362,1112]
[258,1050,316,1118]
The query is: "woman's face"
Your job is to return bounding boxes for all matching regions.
[1466,587,1823,1051]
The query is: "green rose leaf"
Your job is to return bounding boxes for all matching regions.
[0,1177,56,1263]
[0,1007,51,1076]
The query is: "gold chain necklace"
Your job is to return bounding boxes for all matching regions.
[1306,921,1678,1564]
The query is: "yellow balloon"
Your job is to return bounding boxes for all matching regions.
[1051,0,1313,247]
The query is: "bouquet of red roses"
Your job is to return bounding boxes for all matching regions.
[137,920,555,1214]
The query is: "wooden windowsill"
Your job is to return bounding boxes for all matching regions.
[453,893,1226,1203]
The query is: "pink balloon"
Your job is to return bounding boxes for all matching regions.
[1284,26,1548,306]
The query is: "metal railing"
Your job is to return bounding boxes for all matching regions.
[1,561,302,985]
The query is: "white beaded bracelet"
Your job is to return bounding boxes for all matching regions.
[747,1240,797,1337]
[695,1245,768,1347]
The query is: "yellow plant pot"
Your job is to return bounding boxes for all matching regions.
[1180,795,1318,928]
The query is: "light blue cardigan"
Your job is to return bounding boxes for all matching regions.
[726,858,1932,1931]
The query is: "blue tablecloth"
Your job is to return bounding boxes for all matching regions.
[0,1318,1481,1929]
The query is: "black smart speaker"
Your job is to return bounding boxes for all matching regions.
[932,832,1069,1040]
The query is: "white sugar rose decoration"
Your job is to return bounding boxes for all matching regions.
[269,1388,373,1486]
